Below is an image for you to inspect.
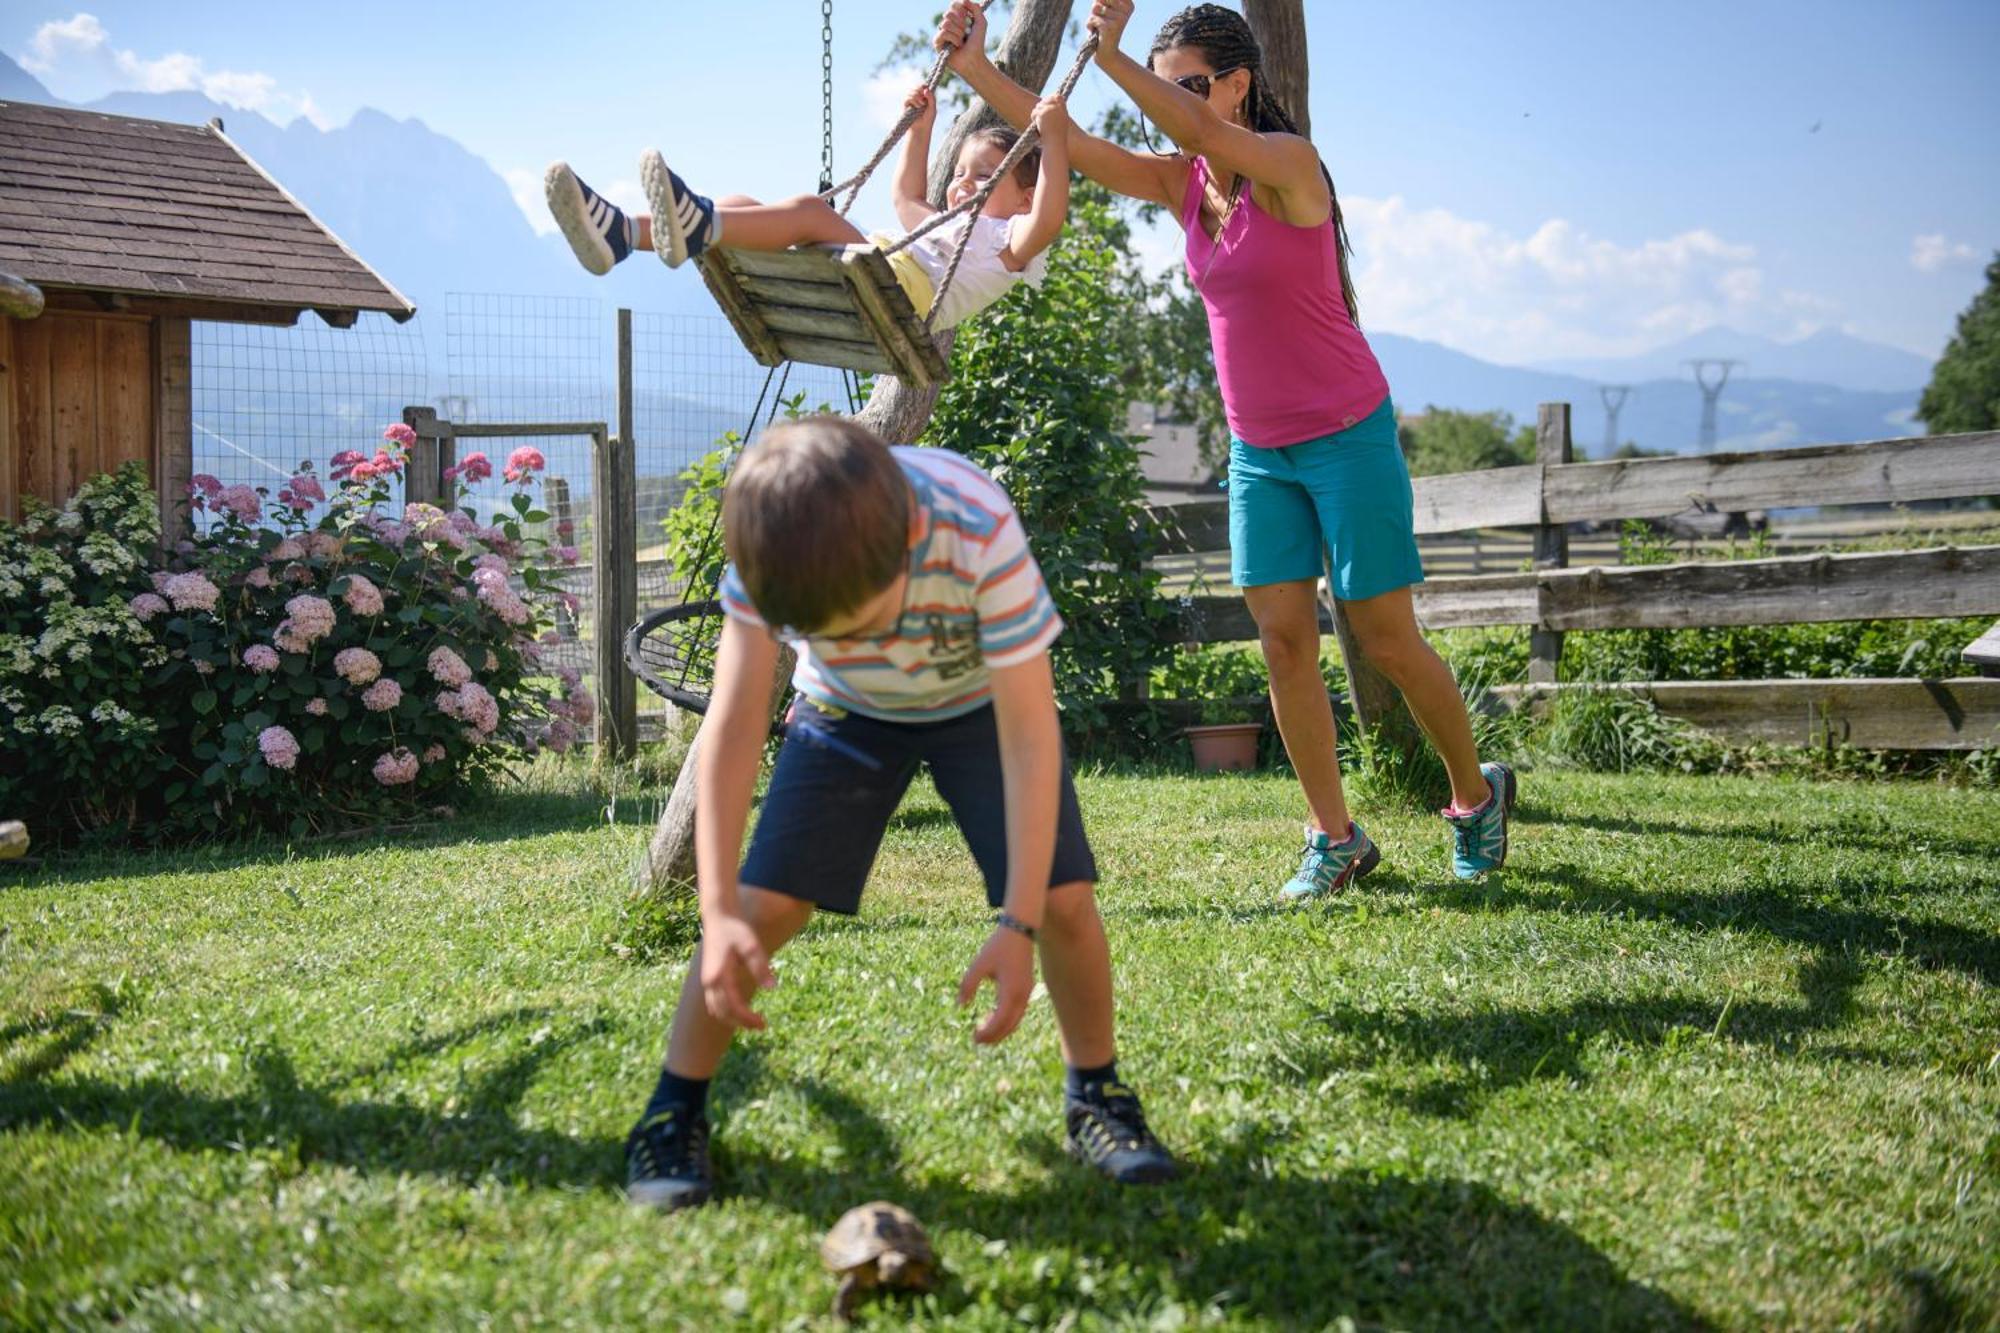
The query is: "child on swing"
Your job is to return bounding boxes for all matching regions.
[621,415,1179,1208]
[546,88,1071,331]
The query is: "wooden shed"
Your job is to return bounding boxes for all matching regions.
[0,99,415,526]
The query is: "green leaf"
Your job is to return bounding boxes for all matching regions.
[192,689,218,715]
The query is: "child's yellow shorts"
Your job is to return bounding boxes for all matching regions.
[866,232,935,317]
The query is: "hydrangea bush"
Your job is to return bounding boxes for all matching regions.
[1,428,594,844]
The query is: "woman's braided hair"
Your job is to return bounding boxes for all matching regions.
[1149,4,1359,323]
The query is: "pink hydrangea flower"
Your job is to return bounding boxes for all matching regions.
[270,538,306,562]
[189,474,223,500]
[258,725,300,771]
[443,451,493,484]
[284,564,316,585]
[162,571,220,613]
[484,649,498,672]
[557,545,580,565]
[567,685,595,728]
[383,422,418,448]
[427,646,472,687]
[284,594,336,641]
[556,518,576,542]
[544,718,577,754]
[245,565,274,590]
[305,697,329,716]
[372,747,420,786]
[216,485,262,521]
[277,474,325,513]
[334,647,382,686]
[194,659,216,676]
[305,532,344,559]
[329,450,367,482]
[503,447,546,484]
[422,743,447,764]
[362,678,403,712]
[472,553,510,577]
[243,644,281,674]
[129,592,169,621]
[342,574,385,616]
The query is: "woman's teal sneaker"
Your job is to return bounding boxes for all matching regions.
[1444,762,1517,878]
[1279,822,1379,901]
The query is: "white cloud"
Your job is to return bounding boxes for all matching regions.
[19,11,328,128]
[1910,233,1979,273]
[504,169,558,236]
[863,65,928,133]
[1338,195,1838,362]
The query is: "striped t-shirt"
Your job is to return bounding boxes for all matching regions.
[718,447,1062,722]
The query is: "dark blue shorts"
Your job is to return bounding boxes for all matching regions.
[740,699,1097,915]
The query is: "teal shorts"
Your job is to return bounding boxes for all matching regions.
[1226,396,1425,600]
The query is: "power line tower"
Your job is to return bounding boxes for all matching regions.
[1599,384,1633,456]
[1685,360,1741,453]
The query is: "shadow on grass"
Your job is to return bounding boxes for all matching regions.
[1423,864,2000,991]
[1512,807,1998,865]
[713,1057,1710,1330]
[3,782,656,892]
[0,1009,1709,1329]
[1268,951,1866,1117]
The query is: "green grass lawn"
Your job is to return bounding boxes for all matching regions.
[3,763,1995,1330]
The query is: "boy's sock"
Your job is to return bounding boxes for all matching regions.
[643,1068,711,1120]
[1065,1059,1121,1102]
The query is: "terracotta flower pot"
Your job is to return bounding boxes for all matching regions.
[1184,721,1262,773]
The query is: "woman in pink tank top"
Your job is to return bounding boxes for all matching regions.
[939,2,1517,892]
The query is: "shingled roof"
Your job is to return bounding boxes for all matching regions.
[0,100,415,324]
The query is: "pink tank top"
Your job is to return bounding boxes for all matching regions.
[1183,155,1389,448]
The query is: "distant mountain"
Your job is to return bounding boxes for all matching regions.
[1530,327,1935,395]
[0,54,51,101]
[1373,330,1918,456]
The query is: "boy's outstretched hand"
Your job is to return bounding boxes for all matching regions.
[701,914,777,1031]
[957,925,1035,1044]
[935,1,989,72]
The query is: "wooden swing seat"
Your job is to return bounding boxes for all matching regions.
[694,244,949,389]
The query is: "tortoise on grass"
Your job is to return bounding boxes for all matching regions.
[819,1201,936,1320]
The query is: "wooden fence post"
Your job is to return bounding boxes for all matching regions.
[1529,402,1572,684]
[592,419,638,762]
[401,405,451,508]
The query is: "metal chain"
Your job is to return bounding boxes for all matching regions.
[819,0,835,194]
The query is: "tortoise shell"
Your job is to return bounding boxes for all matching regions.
[820,1201,935,1276]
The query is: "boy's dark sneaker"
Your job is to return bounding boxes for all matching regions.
[1065,1083,1179,1185]
[1445,761,1517,878]
[544,161,632,275]
[1279,821,1380,902]
[640,148,718,268]
[625,1106,713,1210]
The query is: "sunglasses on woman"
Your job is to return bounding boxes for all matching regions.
[1172,67,1239,99]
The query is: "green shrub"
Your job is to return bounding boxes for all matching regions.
[0,432,586,846]
[925,197,1173,739]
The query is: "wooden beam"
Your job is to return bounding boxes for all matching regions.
[1965,621,2000,677]
[153,316,191,540]
[49,313,95,502]
[721,246,851,286]
[0,316,14,521]
[1493,679,2000,751]
[733,274,861,315]
[839,247,948,388]
[1413,464,1543,532]
[40,288,307,327]
[771,333,895,376]
[1529,403,1572,684]
[14,312,51,508]
[1539,545,2000,631]
[759,304,879,343]
[696,253,786,367]
[1543,431,2000,524]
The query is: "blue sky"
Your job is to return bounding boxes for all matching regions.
[9,1,1996,364]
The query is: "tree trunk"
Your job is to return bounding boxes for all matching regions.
[1243,1,1310,136]
[639,1,1079,897]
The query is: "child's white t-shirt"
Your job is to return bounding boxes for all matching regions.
[904,214,1050,330]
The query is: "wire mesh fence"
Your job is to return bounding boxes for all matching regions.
[191,313,430,496]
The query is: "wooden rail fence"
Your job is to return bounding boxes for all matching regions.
[1145,414,2000,751]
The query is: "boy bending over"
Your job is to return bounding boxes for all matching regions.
[625,417,1178,1208]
